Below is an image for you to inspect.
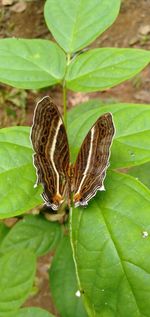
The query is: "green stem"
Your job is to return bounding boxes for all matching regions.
[69,207,81,290]
[63,82,67,130]
[62,53,71,130]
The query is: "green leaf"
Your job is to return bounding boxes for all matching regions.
[17,307,55,317]
[0,127,42,219]
[127,162,150,189]
[66,48,150,91]
[0,223,9,245]
[70,171,150,317]
[0,39,66,89]
[49,235,88,317]
[68,101,150,168]
[0,215,61,256]
[0,250,36,317]
[44,0,120,53]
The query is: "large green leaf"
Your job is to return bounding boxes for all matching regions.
[0,250,36,317]
[17,307,55,317]
[0,39,66,89]
[49,235,88,317]
[68,101,150,168]
[44,0,120,53]
[0,215,61,256]
[66,48,150,91]
[0,127,42,219]
[70,171,150,317]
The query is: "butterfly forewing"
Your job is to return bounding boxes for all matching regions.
[31,97,70,210]
[73,113,115,207]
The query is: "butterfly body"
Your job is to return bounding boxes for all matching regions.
[31,96,115,211]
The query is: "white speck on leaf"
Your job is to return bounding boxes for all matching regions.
[142,231,149,238]
[75,290,81,297]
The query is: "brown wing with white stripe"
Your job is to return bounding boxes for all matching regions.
[31,96,70,210]
[73,113,115,207]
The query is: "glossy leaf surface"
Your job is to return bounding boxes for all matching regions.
[0,215,61,256]
[0,250,36,317]
[70,171,150,317]
[0,39,66,89]
[0,126,42,218]
[44,0,120,53]
[66,48,150,91]
[49,236,88,317]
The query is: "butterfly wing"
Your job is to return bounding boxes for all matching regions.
[31,96,70,210]
[72,113,115,207]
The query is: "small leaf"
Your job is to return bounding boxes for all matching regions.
[0,127,42,219]
[0,215,61,256]
[68,101,150,168]
[17,307,55,317]
[44,0,120,53]
[0,39,66,89]
[66,48,150,91]
[0,250,36,316]
[70,171,150,317]
[49,235,88,317]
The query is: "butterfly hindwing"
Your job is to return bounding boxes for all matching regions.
[31,96,70,210]
[73,113,115,207]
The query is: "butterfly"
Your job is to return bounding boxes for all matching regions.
[31,96,115,211]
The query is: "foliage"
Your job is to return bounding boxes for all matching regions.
[0,249,36,317]
[0,0,150,316]
[49,235,87,317]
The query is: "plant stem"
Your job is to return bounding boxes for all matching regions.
[63,53,71,130]
[63,82,67,130]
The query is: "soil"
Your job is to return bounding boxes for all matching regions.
[0,0,150,315]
